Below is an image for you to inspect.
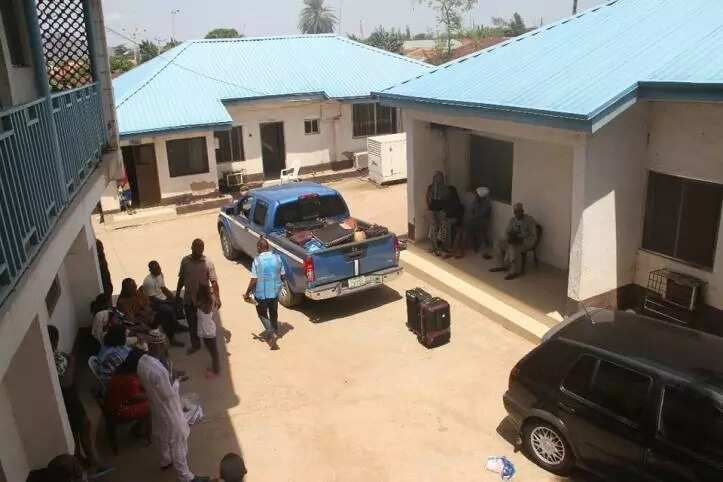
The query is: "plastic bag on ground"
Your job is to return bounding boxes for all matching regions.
[485,456,516,480]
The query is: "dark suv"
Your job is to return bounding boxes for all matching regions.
[503,309,722,481]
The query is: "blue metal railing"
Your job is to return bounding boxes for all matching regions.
[0,81,106,306]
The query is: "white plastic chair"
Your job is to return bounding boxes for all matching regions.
[279,166,300,184]
[88,355,102,384]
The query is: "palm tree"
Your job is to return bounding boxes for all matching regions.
[298,0,338,34]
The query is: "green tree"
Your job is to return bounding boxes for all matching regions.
[405,25,412,40]
[413,32,432,40]
[204,28,241,39]
[492,12,528,37]
[298,0,338,34]
[138,40,159,63]
[110,54,133,73]
[364,26,405,53]
[418,0,478,54]
[161,38,181,53]
[109,44,134,73]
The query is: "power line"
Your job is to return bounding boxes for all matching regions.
[105,26,270,97]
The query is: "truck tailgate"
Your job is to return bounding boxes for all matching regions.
[310,235,397,286]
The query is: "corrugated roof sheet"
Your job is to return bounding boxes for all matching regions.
[114,35,431,137]
[378,0,723,129]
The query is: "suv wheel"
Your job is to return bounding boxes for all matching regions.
[278,280,304,308]
[220,227,240,260]
[522,420,573,475]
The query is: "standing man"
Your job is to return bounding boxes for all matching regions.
[489,202,538,280]
[244,237,285,349]
[177,239,220,355]
[130,349,209,482]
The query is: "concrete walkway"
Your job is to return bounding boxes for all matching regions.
[401,243,566,342]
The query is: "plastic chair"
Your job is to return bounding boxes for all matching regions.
[279,166,300,184]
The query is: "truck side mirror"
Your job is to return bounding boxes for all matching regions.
[223,204,239,216]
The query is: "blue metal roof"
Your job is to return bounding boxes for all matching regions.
[253,182,339,204]
[378,0,723,131]
[114,35,431,138]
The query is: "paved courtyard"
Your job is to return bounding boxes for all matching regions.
[95,178,585,482]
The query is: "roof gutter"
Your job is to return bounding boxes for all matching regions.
[119,121,233,141]
[374,92,594,132]
[638,81,723,102]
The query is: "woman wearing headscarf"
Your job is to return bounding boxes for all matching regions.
[425,171,448,256]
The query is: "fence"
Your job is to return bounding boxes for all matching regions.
[0,81,105,306]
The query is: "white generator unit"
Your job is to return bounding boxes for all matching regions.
[367,133,407,185]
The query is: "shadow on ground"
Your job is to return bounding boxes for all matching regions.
[296,286,403,323]
[496,417,602,482]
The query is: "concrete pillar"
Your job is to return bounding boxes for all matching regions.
[4,317,74,470]
[566,104,649,310]
[66,223,103,327]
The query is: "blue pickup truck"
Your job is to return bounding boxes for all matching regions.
[217,182,402,307]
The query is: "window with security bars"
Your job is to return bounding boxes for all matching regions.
[352,103,398,137]
[643,172,723,269]
[36,0,94,91]
[214,126,245,163]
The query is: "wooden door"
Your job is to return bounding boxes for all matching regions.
[122,144,161,208]
[260,122,286,179]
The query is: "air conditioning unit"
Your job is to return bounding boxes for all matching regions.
[367,133,407,185]
[225,171,245,188]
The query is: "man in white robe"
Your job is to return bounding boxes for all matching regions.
[134,350,208,482]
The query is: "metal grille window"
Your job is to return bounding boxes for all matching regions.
[643,172,723,269]
[352,103,398,138]
[214,126,245,163]
[166,137,209,177]
[36,0,94,91]
[304,119,320,135]
[45,274,61,315]
[469,135,514,204]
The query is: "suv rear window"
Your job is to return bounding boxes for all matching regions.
[275,194,347,226]
[659,386,723,462]
[562,355,652,423]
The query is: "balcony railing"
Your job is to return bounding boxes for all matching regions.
[0,82,106,307]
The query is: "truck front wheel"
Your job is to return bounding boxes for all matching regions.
[279,280,304,308]
[220,227,240,260]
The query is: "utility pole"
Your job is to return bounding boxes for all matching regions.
[573,0,579,14]
[170,9,181,40]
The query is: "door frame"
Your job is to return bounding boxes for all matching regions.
[259,121,286,179]
[121,143,162,208]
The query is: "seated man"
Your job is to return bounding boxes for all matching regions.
[97,324,132,390]
[117,278,184,347]
[489,202,538,280]
[143,261,187,330]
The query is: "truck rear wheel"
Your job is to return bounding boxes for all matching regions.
[279,280,304,308]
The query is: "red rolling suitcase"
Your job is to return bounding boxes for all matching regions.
[406,288,431,334]
[418,297,451,348]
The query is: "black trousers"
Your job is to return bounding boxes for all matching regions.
[256,298,279,332]
[184,303,201,349]
[202,337,220,373]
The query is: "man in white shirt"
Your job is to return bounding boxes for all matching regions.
[144,261,188,335]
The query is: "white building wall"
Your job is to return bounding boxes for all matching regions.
[220,99,368,178]
[403,108,577,270]
[634,101,723,309]
[155,130,219,200]
[0,381,30,482]
[568,103,649,302]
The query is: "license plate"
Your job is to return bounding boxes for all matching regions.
[347,276,368,289]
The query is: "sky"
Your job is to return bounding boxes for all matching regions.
[102,0,608,47]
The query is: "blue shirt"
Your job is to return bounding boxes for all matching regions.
[251,251,285,300]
